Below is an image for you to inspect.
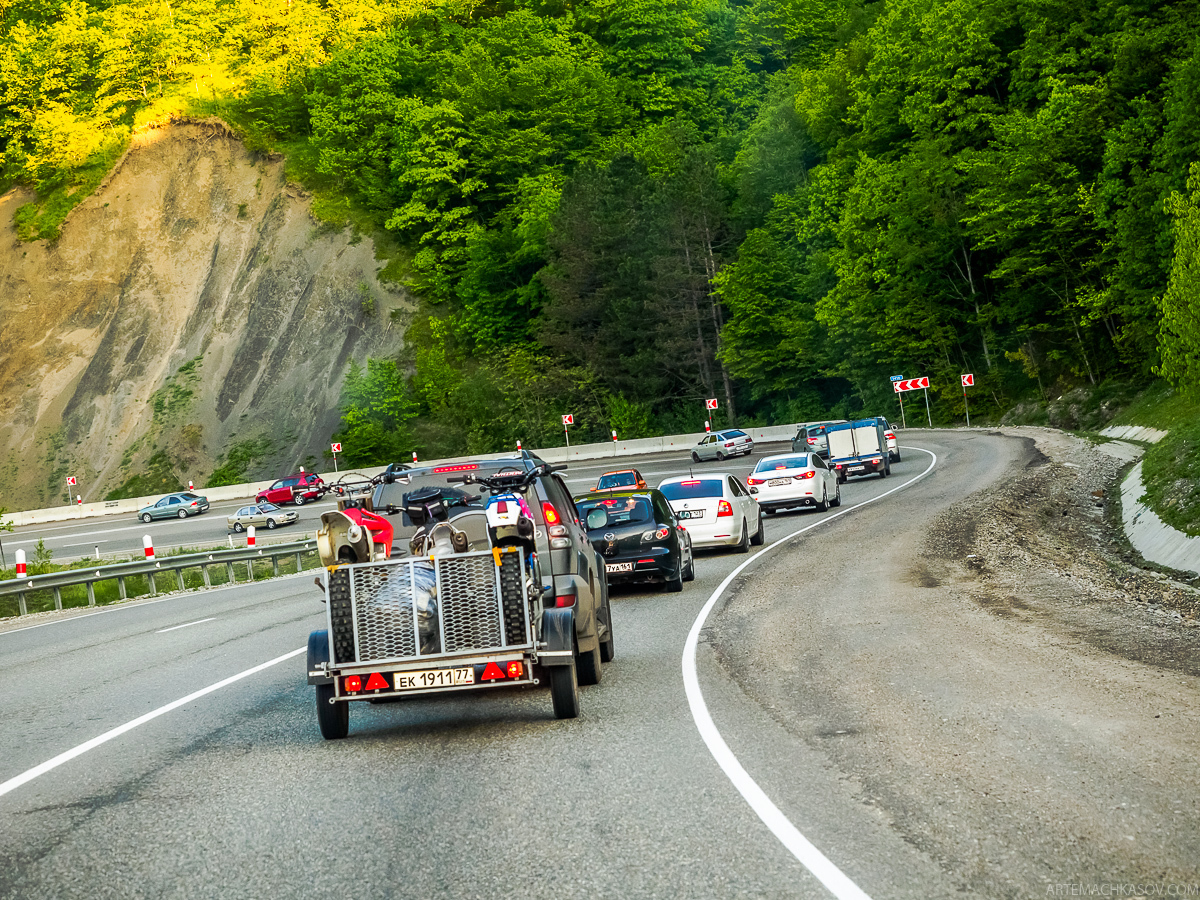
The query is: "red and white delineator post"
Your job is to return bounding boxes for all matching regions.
[15,549,26,577]
[143,535,155,560]
[247,525,256,548]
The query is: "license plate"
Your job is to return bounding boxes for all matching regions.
[394,668,475,690]
[677,509,703,519]
[848,466,863,472]
[768,478,791,486]
[606,562,634,573]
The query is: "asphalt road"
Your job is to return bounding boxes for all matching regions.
[2,431,1194,899]
[2,447,783,562]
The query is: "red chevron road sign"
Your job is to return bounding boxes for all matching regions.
[892,377,930,393]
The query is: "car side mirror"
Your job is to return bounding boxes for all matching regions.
[586,508,608,530]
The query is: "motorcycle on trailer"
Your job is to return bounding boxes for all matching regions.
[306,461,581,740]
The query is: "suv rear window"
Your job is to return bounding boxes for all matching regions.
[659,479,724,500]
[576,496,653,526]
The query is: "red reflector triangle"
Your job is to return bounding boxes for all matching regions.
[365,672,389,691]
[481,662,506,681]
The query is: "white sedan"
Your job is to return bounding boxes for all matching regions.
[658,474,764,552]
[746,453,841,514]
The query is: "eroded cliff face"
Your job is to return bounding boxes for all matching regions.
[0,120,410,509]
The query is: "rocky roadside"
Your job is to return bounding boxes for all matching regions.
[927,427,1200,675]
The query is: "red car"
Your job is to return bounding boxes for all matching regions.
[256,472,325,506]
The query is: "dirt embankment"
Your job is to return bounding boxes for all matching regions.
[0,120,409,509]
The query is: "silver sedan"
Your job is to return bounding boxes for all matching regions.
[226,502,300,533]
[691,429,754,462]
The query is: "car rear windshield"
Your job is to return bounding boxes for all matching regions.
[597,472,637,489]
[659,480,724,500]
[754,456,809,472]
[180,493,203,501]
[723,430,748,438]
[576,496,653,527]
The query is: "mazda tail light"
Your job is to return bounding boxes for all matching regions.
[794,471,816,480]
[746,476,763,485]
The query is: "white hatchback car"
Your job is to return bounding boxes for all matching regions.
[658,474,764,551]
[746,453,841,514]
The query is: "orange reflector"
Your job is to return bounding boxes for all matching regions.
[345,675,362,692]
[365,672,389,691]
[506,660,524,679]
[481,662,506,681]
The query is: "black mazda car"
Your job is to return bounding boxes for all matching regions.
[573,489,694,592]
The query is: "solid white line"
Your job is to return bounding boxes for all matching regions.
[0,646,306,799]
[156,617,216,633]
[682,447,938,900]
[62,539,109,547]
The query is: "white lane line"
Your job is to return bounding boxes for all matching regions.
[682,447,938,900]
[156,617,216,633]
[62,539,109,548]
[0,646,306,800]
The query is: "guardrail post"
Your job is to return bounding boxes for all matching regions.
[18,591,27,616]
[246,559,254,581]
[147,572,157,596]
[53,586,62,611]
[118,576,127,600]
[272,556,279,576]
[175,568,185,591]
[86,582,95,607]
[295,552,302,571]
[201,564,211,588]
[226,561,236,583]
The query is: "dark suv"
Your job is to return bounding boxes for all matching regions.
[371,453,614,680]
[256,472,325,506]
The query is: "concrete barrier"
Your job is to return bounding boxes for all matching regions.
[3,424,804,527]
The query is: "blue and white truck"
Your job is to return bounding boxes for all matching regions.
[826,419,890,482]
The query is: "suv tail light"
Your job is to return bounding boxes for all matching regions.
[555,584,577,608]
[794,471,816,480]
[542,502,562,526]
[717,500,733,516]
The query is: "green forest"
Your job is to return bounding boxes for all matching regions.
[3,0,1199,464]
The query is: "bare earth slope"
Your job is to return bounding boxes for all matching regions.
[0,120,409,508]
[709,429,1199,897]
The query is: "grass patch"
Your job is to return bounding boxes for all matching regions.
[104,449,184,501]
[14,133,130,242]
[1141,417,1200,536]
[207,436,275,487]
[1109,380,1200,432]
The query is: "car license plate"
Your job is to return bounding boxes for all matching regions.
[677,509,703,519]
[394,668,475,690]
[606,562,634,573]
[768,478,791,486]
[848,466,864,472]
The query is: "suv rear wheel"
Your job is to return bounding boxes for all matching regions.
[550,659,580,718]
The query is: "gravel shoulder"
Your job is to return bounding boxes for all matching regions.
[708,428,1200,897]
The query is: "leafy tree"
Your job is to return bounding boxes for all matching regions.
[331,359,417,467]
[1157,162,1200,398]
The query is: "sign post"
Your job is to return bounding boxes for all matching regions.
[961,374,974,427]
[562,413,574,447]
[705,398,718,431]
[892,377,932,427]
[889,376,906,429]
[330,442,341,472]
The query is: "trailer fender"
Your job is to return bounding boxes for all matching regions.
[539,608,575,667]
[307,630,334,685]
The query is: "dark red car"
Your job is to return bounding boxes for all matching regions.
[256,472,326,506]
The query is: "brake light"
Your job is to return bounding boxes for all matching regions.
[507,660,524,678]
[542,502,561,526]
[190,501,198,506]
[680,480,700,485]
[717,500,733,517]
[725,442,735,448]
[885,431,895,440]
[555,593,575,608]
[344,675,362,692]
[807,437,817,444]
[638,558,655,564]
[794,471,816,480]
[642,527,670,541]
[432,463,479,473]
[746,476,763,485]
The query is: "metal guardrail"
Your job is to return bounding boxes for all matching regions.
[0,540,319,616]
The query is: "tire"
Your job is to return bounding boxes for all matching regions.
[735,519,750,553]
[233,522,244,533]
[599,595,616,663]
[880,462,890,479]
[716,451,725,461]
[550,660,580,719]
[141,513,153,523]
[692,451,700,463]
[266,518,277,529]
[177,508,188,519]
[816,485,829,512]
[315,683,349,739]
[683,549,696,581]
[665,565,684,592]
[830,481,842,508]
[295,494,306,506]
[577,640,602,686]
[750,510,765,545]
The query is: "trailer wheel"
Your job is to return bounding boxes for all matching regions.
[550,659,580,719]
[315,684,349,740]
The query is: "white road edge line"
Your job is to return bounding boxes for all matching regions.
[682,446,938,900]
[0,646,306,800]
[156,617,217,633]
